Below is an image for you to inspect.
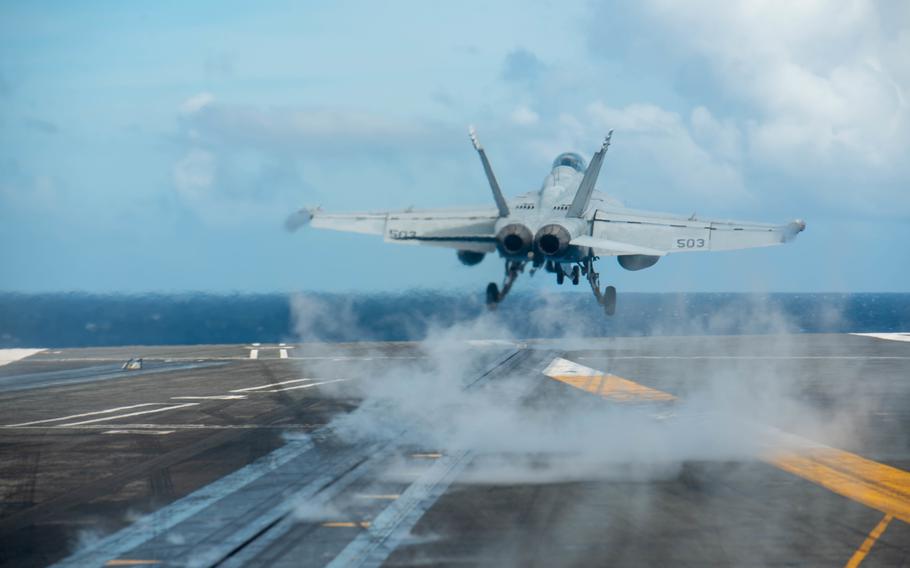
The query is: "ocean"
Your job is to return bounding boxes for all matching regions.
[1,292,908,348]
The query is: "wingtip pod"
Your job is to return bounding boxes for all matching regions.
[468,125,481,150]
[783,219,806,242]
[284,208,316,233]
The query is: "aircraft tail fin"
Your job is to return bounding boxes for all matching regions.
[566,130,612,218]
[469,126,510,218]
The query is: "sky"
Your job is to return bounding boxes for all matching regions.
[1,0,908,293]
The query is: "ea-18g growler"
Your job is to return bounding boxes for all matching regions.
[287,128,805,315]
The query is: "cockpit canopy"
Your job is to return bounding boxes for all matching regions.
[551,152,586,173]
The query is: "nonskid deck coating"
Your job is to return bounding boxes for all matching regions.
[0,334,907,567]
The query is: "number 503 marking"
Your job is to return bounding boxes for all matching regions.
[676,238,706,249]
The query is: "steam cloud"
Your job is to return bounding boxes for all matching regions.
[289,293,863,487]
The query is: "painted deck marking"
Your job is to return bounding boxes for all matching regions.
[5,403,165,427]
[170,395,247,400]
[0,348,44,367]
[323,521,371,528]
[59,403,199,426]
[102,430,175,436]
[254,379,349,393]
[844,514,893,568]
[326,450,472,568]
[770,450,910,524]
[49,437,316,567]
[355,494,400,500]
[545,357,910,526]
[280,349,288,359]
[230,378,314,392]
[543,358,675,402]
[852,332,910,343]
[249,349,259,360]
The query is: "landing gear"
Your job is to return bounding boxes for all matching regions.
[584,256,617,316]
[603,285,616,315]
[554,263,580,285]
[486,260,525,309]
[486,282,500,306]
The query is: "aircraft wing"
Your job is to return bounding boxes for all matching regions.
[580,208,805,256]
[288,207,500,253]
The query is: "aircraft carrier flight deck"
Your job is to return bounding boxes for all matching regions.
[1,333,909,567]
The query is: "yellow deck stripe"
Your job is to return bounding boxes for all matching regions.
[544,357,910,525]
[104,561,161,566]
[844,514,893,568]
[770,450,910,524]
[549,373,676,402]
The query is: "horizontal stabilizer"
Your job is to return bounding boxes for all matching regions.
[570,235,666,256]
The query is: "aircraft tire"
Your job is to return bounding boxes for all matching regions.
[486,282,500,306]
[571,266,580,285]
[604,285,617,316]
[556,270,565,285]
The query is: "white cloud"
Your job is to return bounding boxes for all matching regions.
[173,148,215,200]
[510,104,539,126]
[179,92,215,115]
[638,1,909,173]
[585,102,749,205]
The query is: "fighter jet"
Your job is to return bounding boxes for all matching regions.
[287,128,805,315]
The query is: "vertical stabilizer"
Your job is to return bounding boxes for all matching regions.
[469,126,510,218]
[566,130,612,218]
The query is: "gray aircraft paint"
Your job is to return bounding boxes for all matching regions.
[288,129,805,311]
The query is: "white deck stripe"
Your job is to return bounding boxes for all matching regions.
[59,403,199,426]
[102,430,175,436]
[171,395,247,400]
[852,333,910,343]
[254,379,348,393]
[325,451,472,568]
[249,349,259,359]
[4,403,165,427]
[230,378,314,393]
[0,348,45,367]
[50,436,316,568]
[280,349,288,359]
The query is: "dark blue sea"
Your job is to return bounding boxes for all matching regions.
[0,292,908,348]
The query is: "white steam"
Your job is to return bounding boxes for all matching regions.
[288,293,863,486]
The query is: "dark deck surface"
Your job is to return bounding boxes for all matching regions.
[1,334,908,567]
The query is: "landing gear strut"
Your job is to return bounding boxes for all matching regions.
[486,260,525,309]
[584,256,617,316]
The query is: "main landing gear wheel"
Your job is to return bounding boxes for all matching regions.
[584,256,617,317]
[556,269,565,285]
[485,260,525,310]
[486,282,500,308]
[571,266,580,285]
[603,285,616,316]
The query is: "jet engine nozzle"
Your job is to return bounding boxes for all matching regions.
[496,224,533,256]
[534,224,572,257]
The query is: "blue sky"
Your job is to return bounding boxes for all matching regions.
[1,1,908,293]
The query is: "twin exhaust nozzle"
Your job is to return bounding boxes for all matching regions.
[497,223,572,258]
